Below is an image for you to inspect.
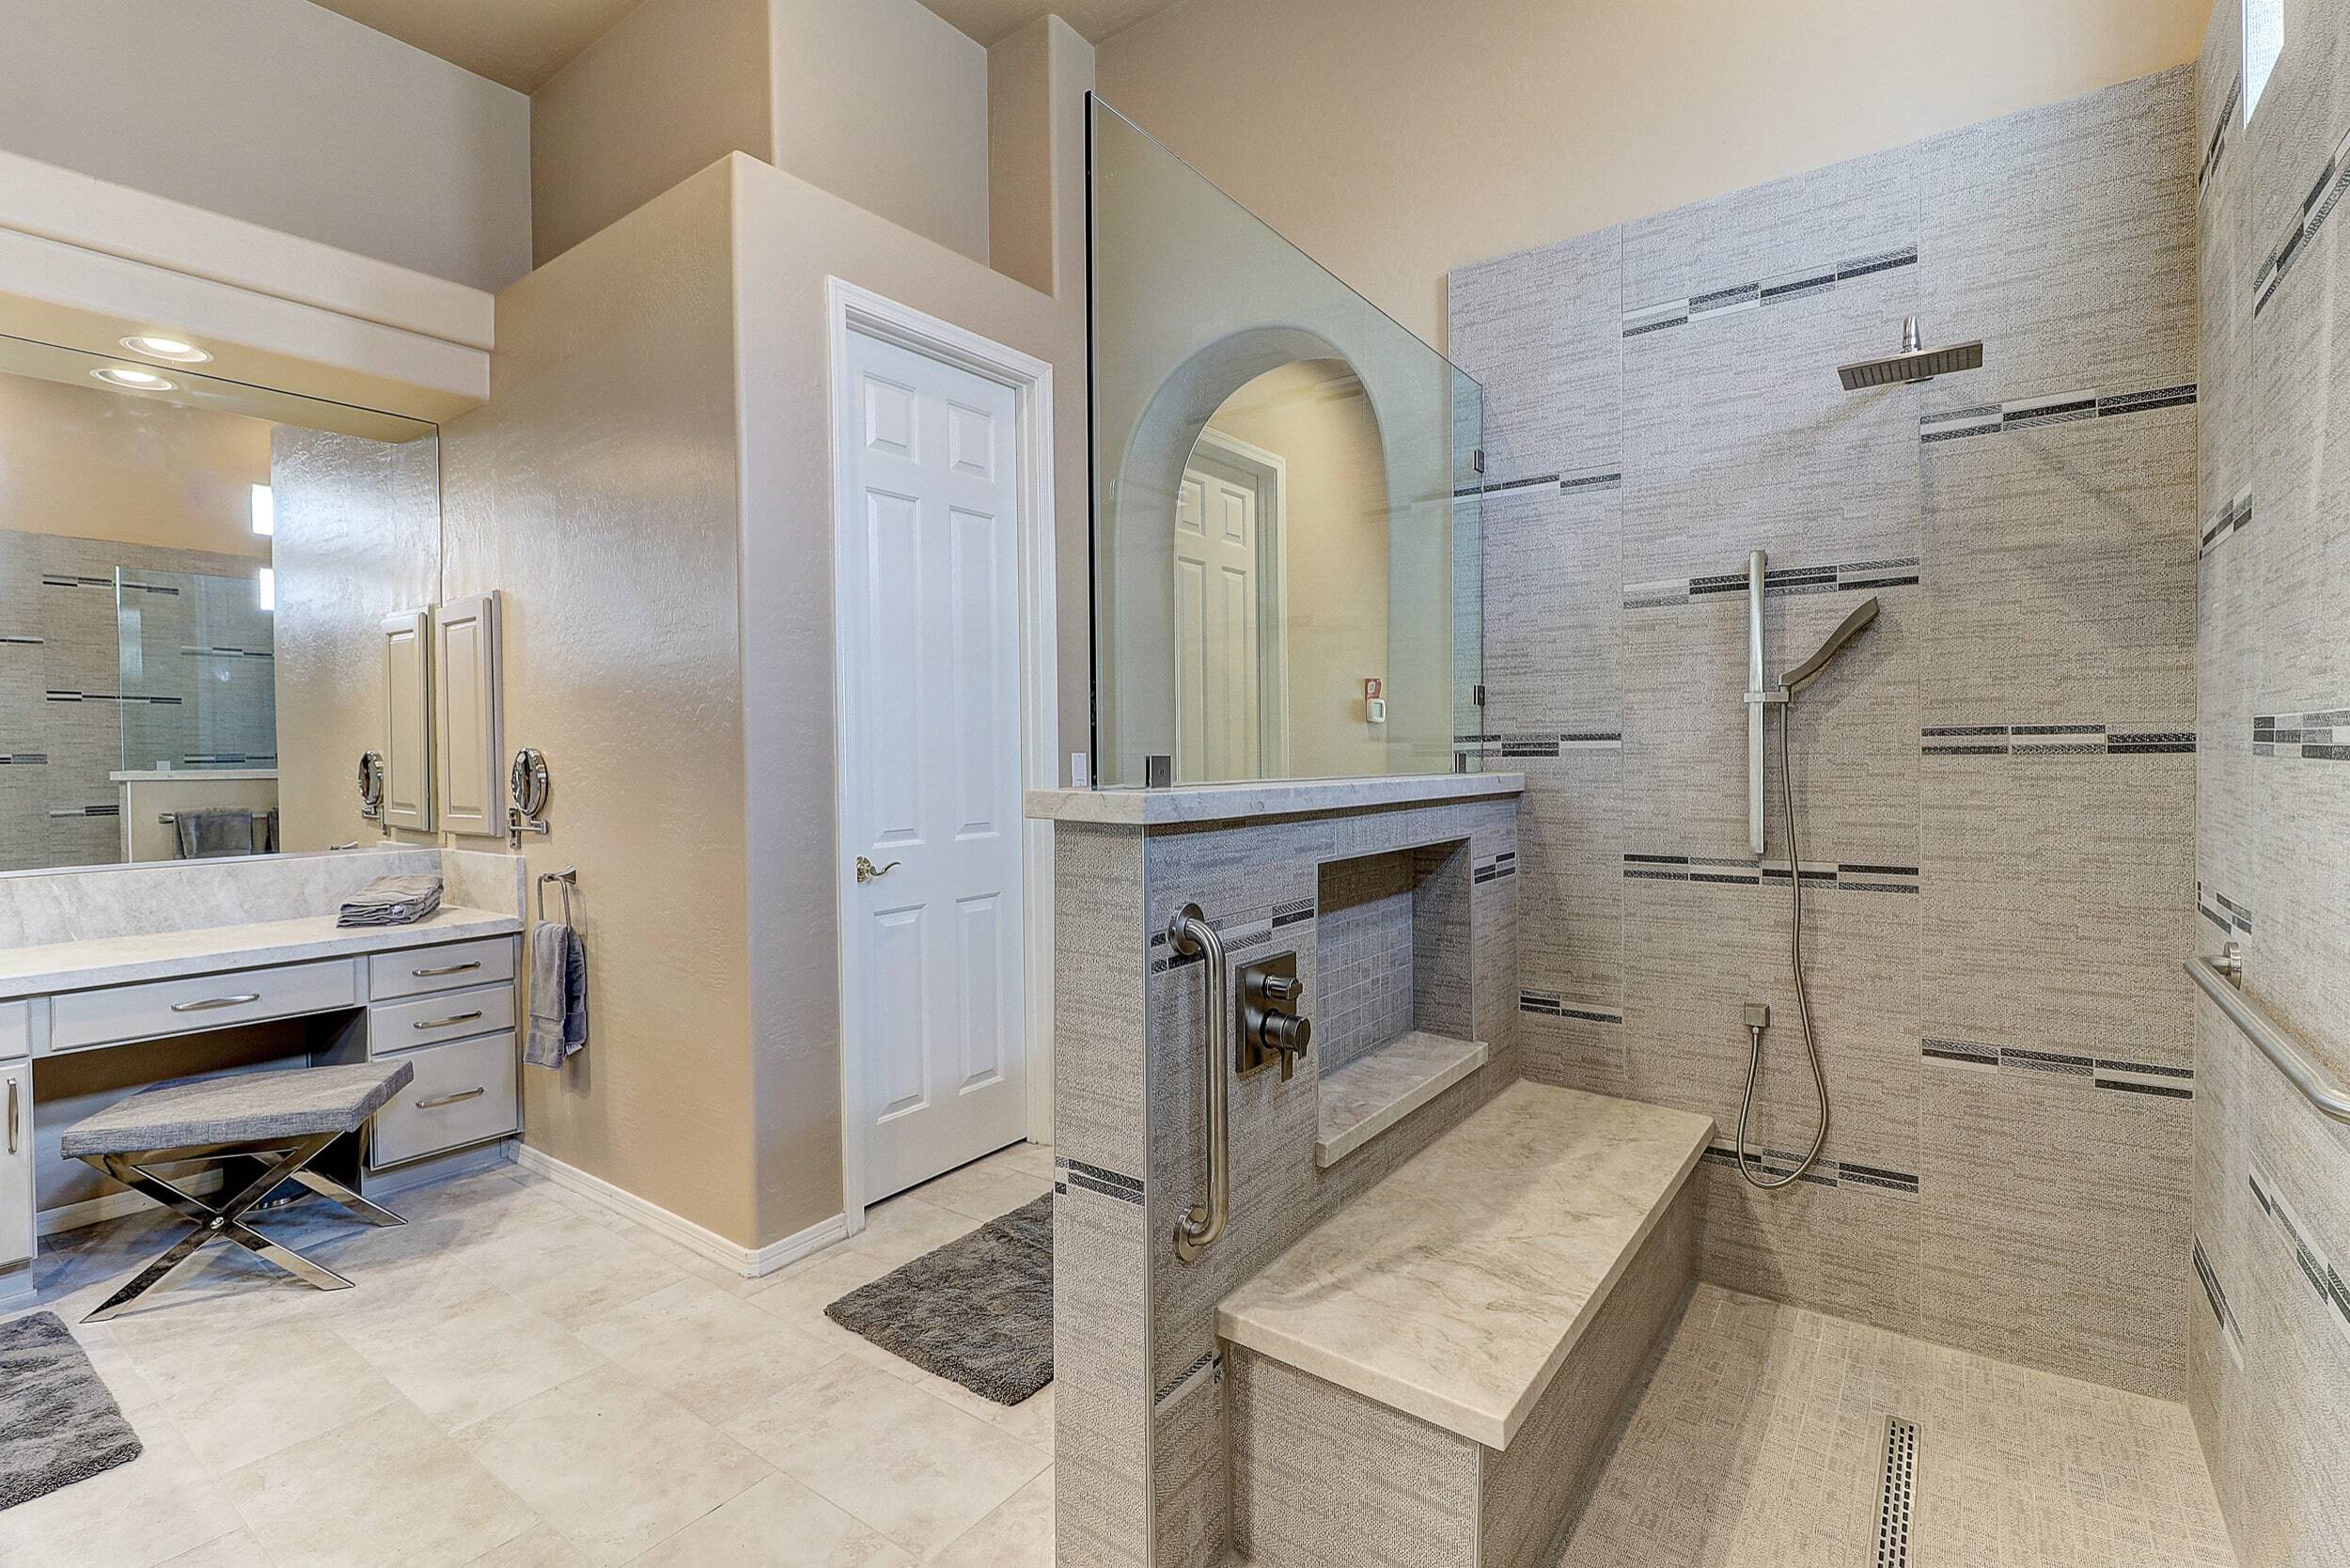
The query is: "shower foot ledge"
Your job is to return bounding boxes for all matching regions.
[1315,1030,1488,1168]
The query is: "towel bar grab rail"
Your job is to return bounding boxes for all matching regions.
[2186,956,2350,1125]
[1169,902,1230,1262]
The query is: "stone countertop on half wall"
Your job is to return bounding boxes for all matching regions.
[1217,1080,1714,1450]
[1023,771,1525,826]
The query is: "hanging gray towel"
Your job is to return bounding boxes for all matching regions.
[175,809,254,859]
[336,874,444,927]
[525,919,588,1068]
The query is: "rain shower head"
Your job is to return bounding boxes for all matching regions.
[1781,598,1880,696]
[1837,318,1983,390]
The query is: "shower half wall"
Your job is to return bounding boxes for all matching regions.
[1449,67,2201,1398]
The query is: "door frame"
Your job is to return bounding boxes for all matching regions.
[825,277,1058,1232]
[1187,427,1292,776]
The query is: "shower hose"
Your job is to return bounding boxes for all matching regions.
[1735,701,1830,1190]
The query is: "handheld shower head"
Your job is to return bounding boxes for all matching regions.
[1780,598,1880,696]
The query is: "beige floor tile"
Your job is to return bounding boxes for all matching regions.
[465,1525,594,1567]
[844,1198,984,1268]
[576,1277,842,1425]
[912,1372,1055,1447]
[339,1288,607,1431]
[117,1317,404,1474]
[0,1417,245,1568]
[908,1163,1053,1223]
[156,1529,272,1566]
[453,1365,771,1567]
[991,1143,1058,1180]
[724,1356,1050,1558]
[923,1468,1055,1566]
[746,1246,931,1379]
[466,1207,687,1320]
[628,1472,915,1567]
[227,1400,540,1568]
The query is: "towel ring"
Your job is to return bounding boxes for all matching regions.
[537,867,577,925]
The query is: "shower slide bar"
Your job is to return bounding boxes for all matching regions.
[1169,902,1231,1262]
[2186,954,2350,1125]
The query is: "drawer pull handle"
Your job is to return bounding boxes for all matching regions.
[171,993,261,1012]
[413,1011,485,1031]
[7,1077,17,1155]
[412,961,482,978]
[416,1086,487,1110]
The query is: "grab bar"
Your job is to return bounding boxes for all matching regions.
[2186,955,2350,1125]
[1169,902,1230,1262]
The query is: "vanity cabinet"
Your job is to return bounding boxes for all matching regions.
[0,1060,29,1270]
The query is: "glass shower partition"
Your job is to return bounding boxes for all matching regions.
[1088,98,1483,789]
[116,566,278,774]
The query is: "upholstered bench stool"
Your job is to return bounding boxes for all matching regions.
[63,1060,415,1322]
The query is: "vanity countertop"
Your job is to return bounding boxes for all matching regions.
[1024,771,1525,826]
[0,907,524,999]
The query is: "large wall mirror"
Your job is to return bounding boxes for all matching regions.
[0,330,442,872]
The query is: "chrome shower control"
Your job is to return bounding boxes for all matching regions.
[1237,953,1311,1080]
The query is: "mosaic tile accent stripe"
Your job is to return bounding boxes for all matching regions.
[2200,487,2253,555]
[1920,1037,2194,1098]
[2253,118,2350,316]
[2199,75,2240,197]
[2252,709,2350,759]
[1455,729,1623,760]
[1699,1141,1920,1194]
[1517,991,1622,1024]
[1151,1349,1221,1414]
[0,635,42,647]
[1919,384,2198,443]
[1471,849,1517,885]
[2198,882,2254,935]
[2193,1237,2246,1368]
[1622,245,1919,338]
[1459,463,1625,501]
[1624,853,1919,894]
[1146,895,1315,969]
[43,691,184,707]
[1625,556,1917,610]
[45,805,120,820]
[0,755,48,767]
[1058,1156,1146,1206]
[1920,724,2195,756]
[2248,1164,2350,1347]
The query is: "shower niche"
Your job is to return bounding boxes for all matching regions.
[1311,839,1488,1166]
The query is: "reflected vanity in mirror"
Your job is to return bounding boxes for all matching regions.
[0,331,443,870]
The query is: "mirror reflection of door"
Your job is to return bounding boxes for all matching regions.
[1171,358,1386,785]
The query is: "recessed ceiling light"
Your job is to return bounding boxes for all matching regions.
[119,334,212,363]
[91,366,176,391]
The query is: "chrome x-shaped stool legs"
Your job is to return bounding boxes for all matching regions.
[79,1133,406,1323]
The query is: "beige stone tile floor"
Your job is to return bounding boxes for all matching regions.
[0,1142,1058,1568]
[1549,1283,2240,1568]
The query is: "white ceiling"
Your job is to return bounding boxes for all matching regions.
[308,0,1190,93]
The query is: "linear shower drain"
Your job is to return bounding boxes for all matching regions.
[1875,1416,1920,1568]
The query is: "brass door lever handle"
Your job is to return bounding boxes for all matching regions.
[855,855,901,885]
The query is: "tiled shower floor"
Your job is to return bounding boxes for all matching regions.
[1550,1283,2237,1568]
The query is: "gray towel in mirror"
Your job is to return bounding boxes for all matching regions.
[525,920,588,1068]
[336,874,444,927]
[175,809,255,859]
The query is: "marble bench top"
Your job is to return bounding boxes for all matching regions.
[1218,1080,1714,1450]
[1025,771,1524,826]
[0,907,524,999]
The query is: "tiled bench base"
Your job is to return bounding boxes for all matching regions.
[1228,1184,1697,1568]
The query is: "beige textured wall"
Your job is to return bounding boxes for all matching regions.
[530,0,991,271]
[442,163,760,1246]
[269,427,443,853]
[0,375,271,558]
[1097,0,2212,342]
[1203,361,1391,778]
[731,149,1078,1243]
[528,0,775,265]
[0,0,530,290]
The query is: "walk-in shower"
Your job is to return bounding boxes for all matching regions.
[1739,550,1879,1189]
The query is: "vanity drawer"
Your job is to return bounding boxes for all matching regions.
[370,983,516,1053]
[0,1000,27,1061]
[50,959,362,1052]
[368,937,516,1002]
[369,1030,518,1169]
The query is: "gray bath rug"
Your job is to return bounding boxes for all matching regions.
[826,1193,1053,1404]
[0,1311,143,1511]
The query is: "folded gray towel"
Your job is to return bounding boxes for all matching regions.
[336,874,444,928]
[176,809,254,859]
[525,919,588,1068]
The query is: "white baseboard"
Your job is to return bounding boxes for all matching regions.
[39,1168,226,1237]
[510,1143,848,1279]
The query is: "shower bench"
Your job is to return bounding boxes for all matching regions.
[1217,1079,1712,1568]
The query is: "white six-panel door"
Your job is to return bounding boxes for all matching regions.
[839,330,1028,1201]
[1172,455,1262,783]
